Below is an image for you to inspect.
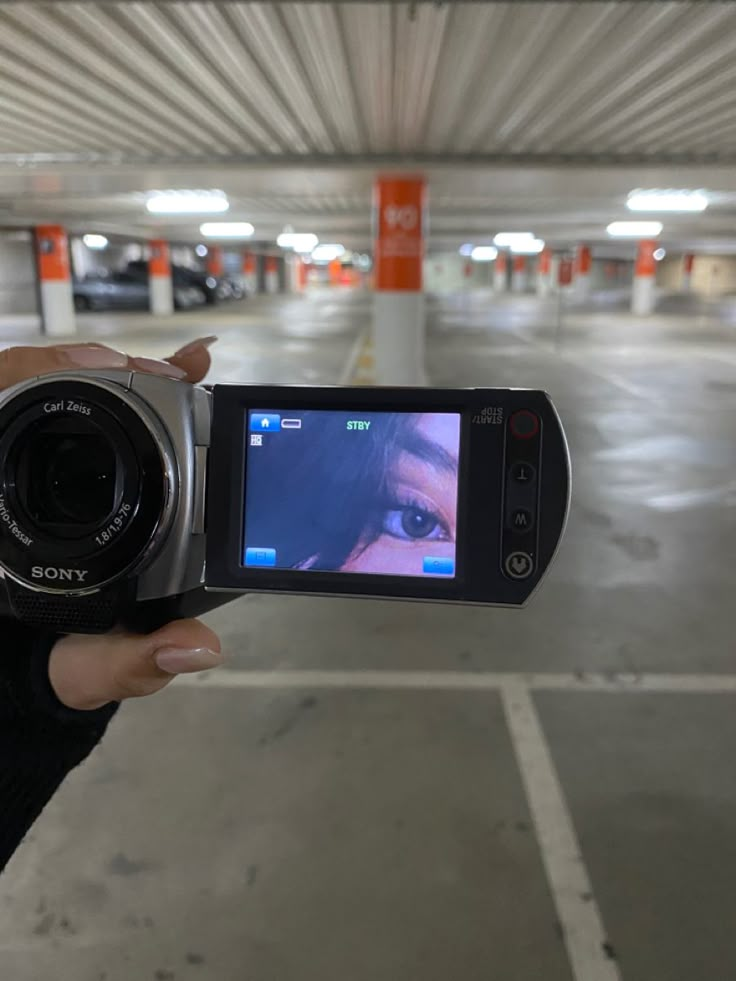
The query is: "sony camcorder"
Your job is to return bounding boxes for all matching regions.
[0,370,570,634]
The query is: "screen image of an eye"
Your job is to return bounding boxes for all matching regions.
[243,410,460,578]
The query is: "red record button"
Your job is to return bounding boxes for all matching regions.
[510,410,539,439]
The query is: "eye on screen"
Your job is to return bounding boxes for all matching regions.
[243,410,461,578]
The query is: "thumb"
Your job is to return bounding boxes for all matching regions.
[49,618,223,711]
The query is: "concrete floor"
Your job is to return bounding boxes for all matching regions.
[2,289,736,980]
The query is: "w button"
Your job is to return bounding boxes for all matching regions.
[509,508,534,532]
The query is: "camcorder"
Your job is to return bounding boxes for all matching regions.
[0,370,570,634]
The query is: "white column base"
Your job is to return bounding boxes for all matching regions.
[243,274,257,295]
[512,272,527,293]
[373,291,426,386]
[494,269,507,292]
[632,275,655,315]
[265,272,279,294]
[536,276,551,297]
[150,275,173,315]
[41,280,76,337]
[682,274,691,292]
[575,272,592,297]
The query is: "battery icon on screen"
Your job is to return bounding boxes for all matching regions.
[281,419,302,430]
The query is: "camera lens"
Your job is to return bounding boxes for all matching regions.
[15,418,120,536]
[26,431,117,527]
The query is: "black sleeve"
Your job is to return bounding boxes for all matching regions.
[0,619,118,871]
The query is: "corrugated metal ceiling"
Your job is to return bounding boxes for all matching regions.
[2,1,736,165]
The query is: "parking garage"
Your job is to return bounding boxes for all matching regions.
[2,3,736,980]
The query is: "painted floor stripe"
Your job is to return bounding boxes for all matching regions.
[501,681,622,981]
[175,669,736,694]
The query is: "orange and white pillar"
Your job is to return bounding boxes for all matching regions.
[682,253,695,291]
[575,244,592,296]
[373,175,426,385]
[632,240,658,315]
[206,246,224,279]
[494,252,508,292]
[512,255,527,292]
[536,248,552,296]
[558,256,574,292]
[35,225,76,336]
[148,239,173,315]
[243,252,257,295]
[265,256,279,294]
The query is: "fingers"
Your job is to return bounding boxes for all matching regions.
[165,335,217,383]
[0,336,217,391]
[0,343,185,390]
[48,618,223,711]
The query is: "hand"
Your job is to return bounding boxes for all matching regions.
[0,335,217,388]
[0,336,223,710]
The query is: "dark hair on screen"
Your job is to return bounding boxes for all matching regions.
[244,411,421,571]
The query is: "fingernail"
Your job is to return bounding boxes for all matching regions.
[173,336,218,358]
[61,346,128,369]
[154,647,224,674]
[132,357,187,379]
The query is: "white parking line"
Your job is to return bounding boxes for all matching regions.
[501,680,622,981]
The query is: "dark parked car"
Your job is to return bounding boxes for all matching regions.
[126,261,233,305]
[73,271,205,311]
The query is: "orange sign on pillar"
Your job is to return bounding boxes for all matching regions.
[329,258,342,286]
[36,225,71,282]
[575,245,592,277]
[207,247,224,277]
[149,239,170,277]
[243,252,256,276]
[538,249,551,276]
[635,241,658,278]
[374,176,426,291]
[513,256,526,274]
[558,258,573,286]
[683,254,695,275]
[297,258,308,291]
[496,253,507,274]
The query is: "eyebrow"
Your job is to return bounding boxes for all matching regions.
[400,429,459,474]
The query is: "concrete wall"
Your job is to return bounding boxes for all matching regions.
[0,231,37,315]
[656,255,736,295]
[424,253,494,292]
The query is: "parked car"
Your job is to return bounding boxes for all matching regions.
[126,261,229,305]
[73,271,205,311]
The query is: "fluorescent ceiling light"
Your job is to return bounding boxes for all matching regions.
[510,238,545,255]
[459,243,474,257]
[653,248,666,261]
[607,221,663,238]
[277,232,319,253]
[146,190,229,215]
[470,246,498,262]
[493,232,536,247]
[312,243,345,262]
[83,233,108,250]
[627,189,708,213]
[200,222,254,238]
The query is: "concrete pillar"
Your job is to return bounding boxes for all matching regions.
[206,246,224,278]
[328,258,342,287]
[148,239,173,315]
[264,256,279,294]
[35,225,76,336]
[632,240,658,315]
[558,256,574,293]
[494,252,508,292]
[536,248,552,296]
[549,253,561,293]
[512,255,527,292]
[373,175,426,386]
[575,244,592,296]
[242,252,257,295]
[286,254,307,293]
[682,253,694,291]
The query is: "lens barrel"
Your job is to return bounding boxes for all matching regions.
[0,378,172,593]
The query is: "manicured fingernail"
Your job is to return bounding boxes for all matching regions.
[154,647,224,674]
[173,336,218,358]
[132,357,187,379]
[61,346,128,368]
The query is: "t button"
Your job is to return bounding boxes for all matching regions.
[504,551,534,580]
[510,462,536,484]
